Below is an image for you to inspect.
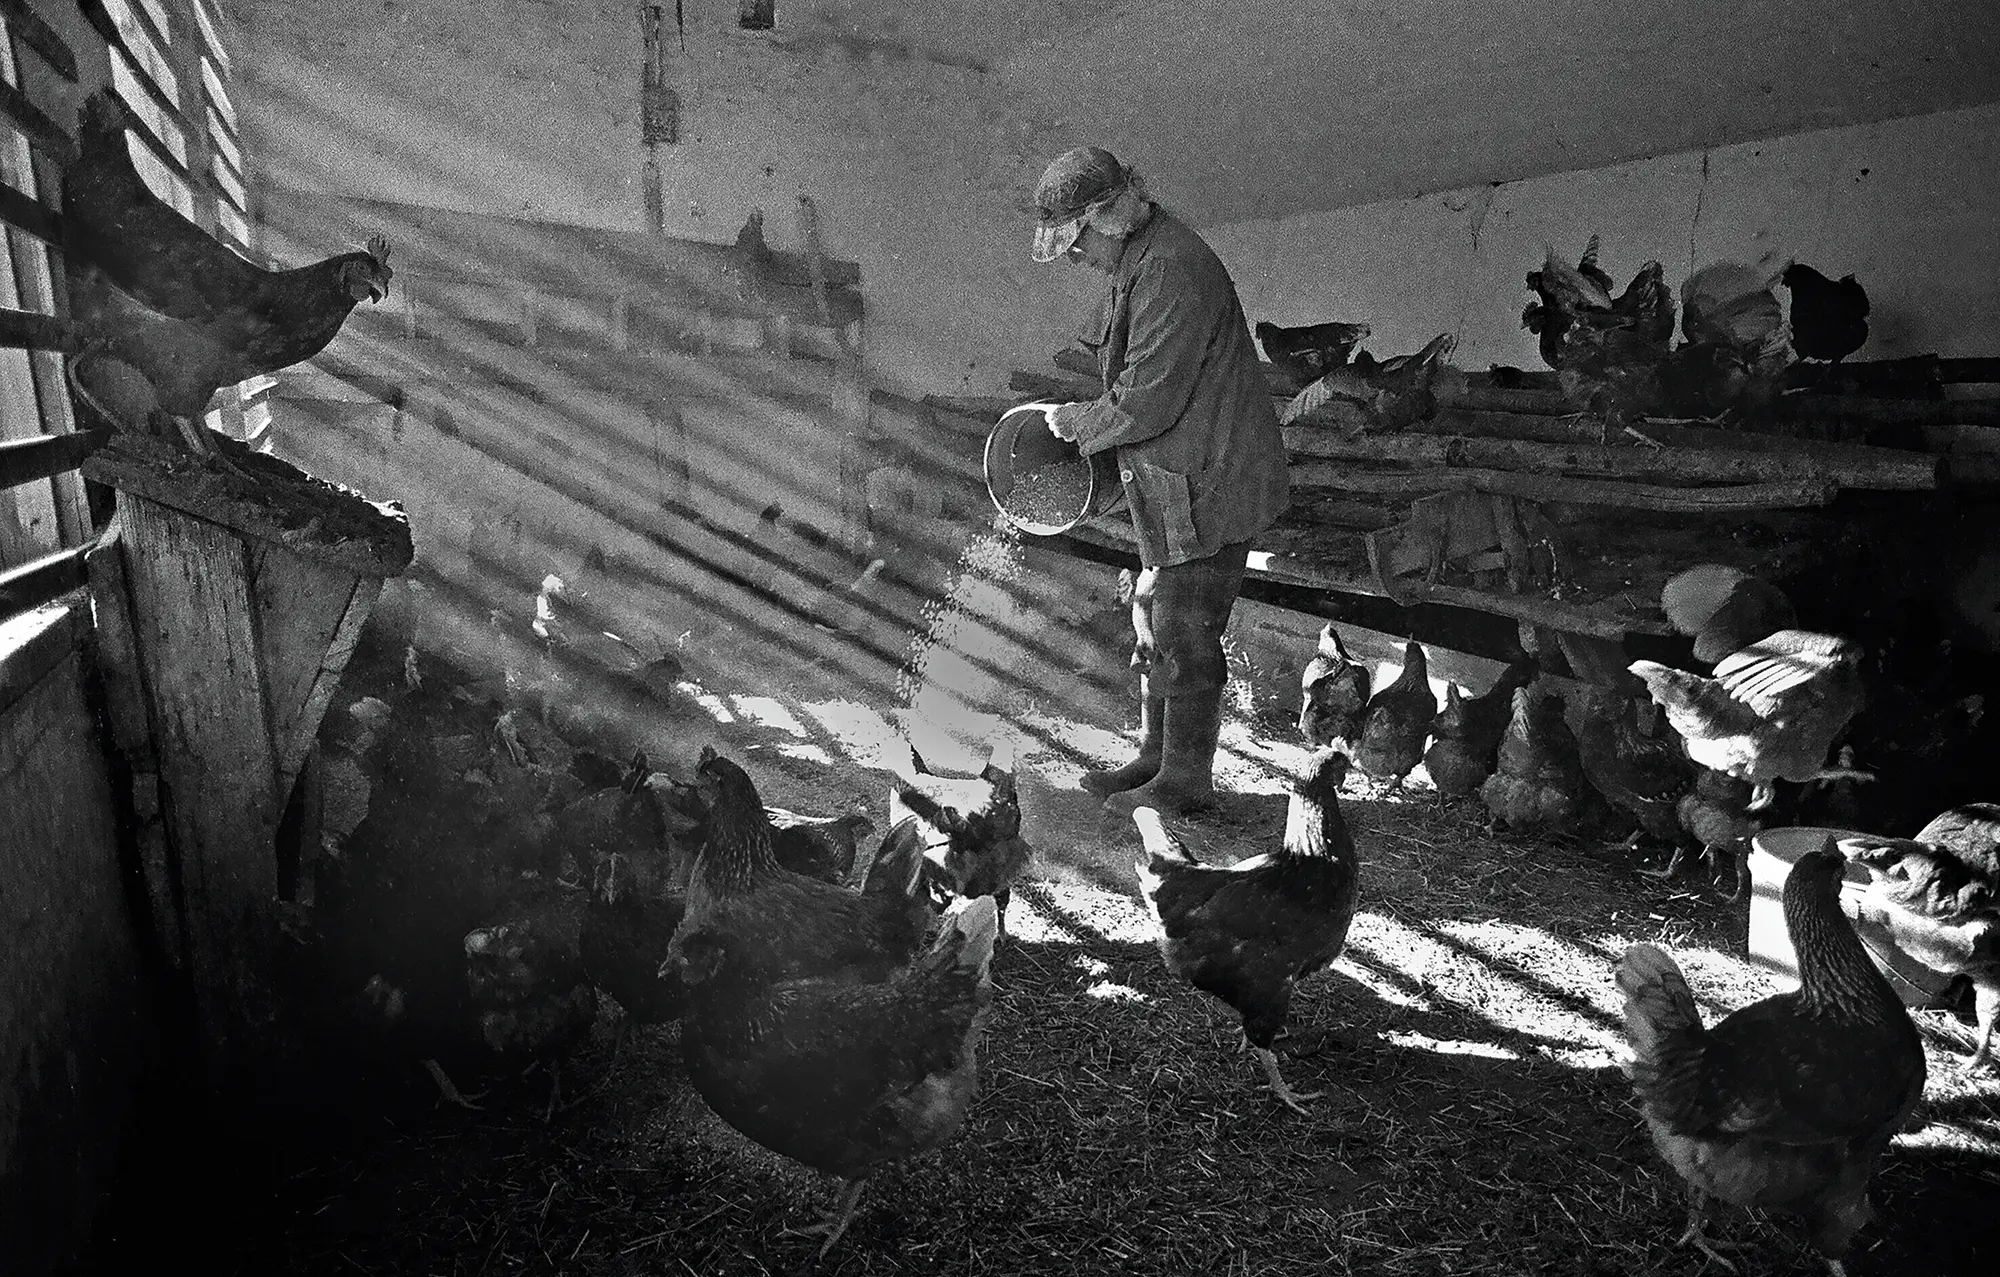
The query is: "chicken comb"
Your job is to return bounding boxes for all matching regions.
[365,235,391,263]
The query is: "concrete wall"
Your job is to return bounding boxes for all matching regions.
[0,605,151,1274]
[1211,101,2000,372]
[230,1,2000,404]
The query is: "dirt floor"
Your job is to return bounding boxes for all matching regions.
[84,528,2000,1277]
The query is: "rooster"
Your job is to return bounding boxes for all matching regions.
[1782,263,1870,365]
[1660,260,1794,421]
[1524,239,1676,441]
[1616,842,1926,1275]
[1132,748,1360,1114]
[1255,319,1372,389]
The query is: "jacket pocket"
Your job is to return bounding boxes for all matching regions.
[1128,462,1200,563]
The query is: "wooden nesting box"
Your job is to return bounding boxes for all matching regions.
[81,432,412,1096]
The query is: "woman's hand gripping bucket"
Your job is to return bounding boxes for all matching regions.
[984,401,1128,535]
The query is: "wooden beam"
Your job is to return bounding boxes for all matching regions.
[1291,462,1837,511]
[0,429,111,490]
[1283,429,1939,491]
[0,541,91,619]
[0,306,79,352]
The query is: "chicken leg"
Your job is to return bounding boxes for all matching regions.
[422,1058,485,1110]
[1254,1046,1323,1116]
[784,1178,869,1258]
[1672,1188,1744,1273]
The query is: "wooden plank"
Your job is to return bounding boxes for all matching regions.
[0,599,84,717]
[249,543,379,798]
[0,306,78,352]
[0,0,80,80]
[82,526,181,969]
[0,182,61,244]
[0,77,72,159]
[0,541,90,619]
[1291,462,1838,511]
[1283,428,1940,490]
[0,429,111,490]
[116,493,283,1091]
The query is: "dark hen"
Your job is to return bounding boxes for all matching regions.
[887,738,1029,933]
[664,749,936,989]
[580,851,686,1056]
[1478,687,1590,833]
[1422,660,1535,799]
[1255,320,1372,389]
[675,895,997,1257]
[1296,623,1370,750]
[1617,843,1925,1275]
[1132,749,1360,1114]
[1351,640,1436,789]
[1782,263,1870,364]
[1578,690,1698,850]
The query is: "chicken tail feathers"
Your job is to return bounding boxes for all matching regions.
[861,816,933,900]
[1616,943,1709,1108]
[1627,659,1701,707]
[935,894,1000,977]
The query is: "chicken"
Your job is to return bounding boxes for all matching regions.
[1782,263,1870,365]
[666,749,937,989]
[674,894,997,1257]
[580,851,687,1057]
[1629,629,1871,812]
[1649,767,1764,899]
[65,95,390,471]
[64,89,392,332]
[1131,748,1360,1114]
[548,750,670,882]
[1351,640,1436,790]
[1615,841,1926,1276]
[652,770,875,887]
[727,208,771,303]
[1524,241,1677,439]
[886,738,1028,930]
[1478,687,1590,833]
[1662,261,1793,421]
[1840,804,2000,1069]
[1578,690,1698,849]
[1421,660,1536,799]
[1296,623,1371,749]
[1285,331,1456,432]
[1255,319,1372,389]
[452,913,601,1121]
[1660,564,1798,664]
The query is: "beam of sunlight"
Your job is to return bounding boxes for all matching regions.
[726,696,811,739]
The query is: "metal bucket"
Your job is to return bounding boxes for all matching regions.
[983,400,1127,535]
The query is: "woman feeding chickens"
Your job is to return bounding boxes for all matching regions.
[1031,144,1292,815]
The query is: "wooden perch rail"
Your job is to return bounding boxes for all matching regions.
[1282,427,1940,490]
[1290,461,1838,511]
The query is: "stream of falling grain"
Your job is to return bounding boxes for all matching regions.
[893,514,1030,734]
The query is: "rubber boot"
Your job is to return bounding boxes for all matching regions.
[1082,679,1163,798]
[1122,685,1226,815]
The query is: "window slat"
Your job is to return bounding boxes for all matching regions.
[0,183,60,245]
[0,540,90,618]
[0,306,75,352]
[0,0,80,81]
[0,79,72,160]
[191,0,230,74]
[210,151,244,210]
[207,107,241,171]
[82,0,180,105]
[201,58,236,132]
